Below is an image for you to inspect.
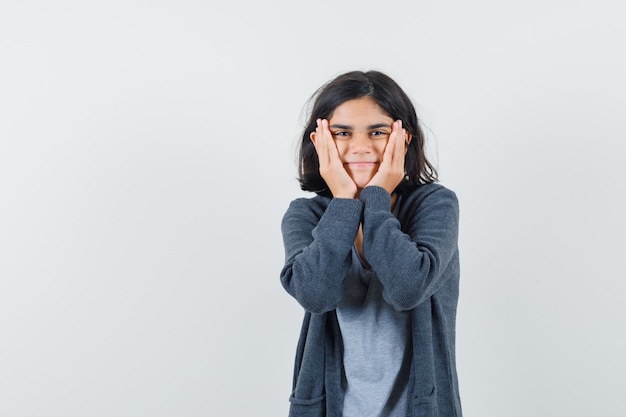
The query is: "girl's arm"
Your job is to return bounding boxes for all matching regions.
[279,198,362,314]
[361,185,459,311]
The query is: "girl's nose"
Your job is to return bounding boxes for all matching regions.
[349,132,371,152]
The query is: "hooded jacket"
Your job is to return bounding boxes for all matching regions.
[280,184,462,417]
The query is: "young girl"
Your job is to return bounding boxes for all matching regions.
[280,70,462,417]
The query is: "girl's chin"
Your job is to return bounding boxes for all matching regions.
[351,176,375,190]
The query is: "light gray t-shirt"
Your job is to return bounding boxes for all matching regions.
[336,245,413,417]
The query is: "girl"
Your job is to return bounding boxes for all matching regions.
[280,70,462,417]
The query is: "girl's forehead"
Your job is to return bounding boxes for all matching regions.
[329,97,392,123]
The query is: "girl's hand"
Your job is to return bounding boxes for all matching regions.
[366,120,409,194]
[310,118,357,199]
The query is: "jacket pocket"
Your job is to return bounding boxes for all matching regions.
[413,386,438,417]
[289,393,326,417]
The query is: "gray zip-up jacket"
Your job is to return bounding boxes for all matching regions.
[280,184,463,417]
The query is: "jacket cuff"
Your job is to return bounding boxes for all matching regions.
[359,186,392,211]
[323,197,363,223]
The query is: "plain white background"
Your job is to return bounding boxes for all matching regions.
[1,1,624,416]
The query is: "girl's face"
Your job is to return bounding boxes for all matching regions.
[327,96,394,190]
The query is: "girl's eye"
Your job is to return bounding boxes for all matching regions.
[371,130,390,138]
[332,131,350,139]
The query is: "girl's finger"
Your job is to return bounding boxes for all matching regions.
[393,121,407,164]
[321,119,339,165]
[384,120,402,163]
[312,119,329,165]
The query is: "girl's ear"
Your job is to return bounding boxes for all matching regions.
[405,133,412,152]
[310,131,316,144]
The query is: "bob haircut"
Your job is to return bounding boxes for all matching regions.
[297,70,438,197]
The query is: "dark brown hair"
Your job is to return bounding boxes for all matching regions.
[297,70,437,197]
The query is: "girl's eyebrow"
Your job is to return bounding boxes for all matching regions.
[368,123,392,130]
[329,123,392,130]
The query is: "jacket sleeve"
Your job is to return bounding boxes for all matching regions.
[360,185,459,311]
[280,197,363,314]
